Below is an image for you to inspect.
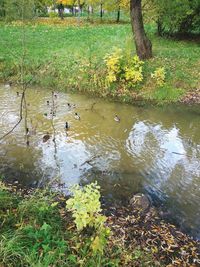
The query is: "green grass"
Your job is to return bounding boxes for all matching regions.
[0,18,199,103]
[0,182,154,267]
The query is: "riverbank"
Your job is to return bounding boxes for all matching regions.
[0,181,199,266]
[0,19,199,105]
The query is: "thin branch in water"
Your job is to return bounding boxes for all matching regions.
[0,91,25,142]
[80,154,102,167]
[85,102,97,111]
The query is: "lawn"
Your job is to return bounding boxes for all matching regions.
[0,18,199,103]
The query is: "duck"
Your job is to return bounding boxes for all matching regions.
[43,112,48,117]
[65,122,70,130]
[67,103,76,109]
[43,133,50,143]
[74,112,80,120]
[50,110,56,116]
[26,125,36,136]
[26,127,30,136]
[114,114,120,122]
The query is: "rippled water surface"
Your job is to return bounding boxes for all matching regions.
[0,85,200,238]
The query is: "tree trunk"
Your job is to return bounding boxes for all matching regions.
[87,6,90,20]
[77,0,81,23]
[100,3,103,20]
[58,4,64,20]
[130,0,152,60]
[116,6,120,23]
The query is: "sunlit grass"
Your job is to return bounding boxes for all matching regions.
[0,19,199,103]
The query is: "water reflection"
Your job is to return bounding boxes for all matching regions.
[0,85,199,239]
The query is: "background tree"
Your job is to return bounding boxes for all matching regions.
[130,0,152,60]
[4,0,36,21]
[0,0,6,18]
[104,0,129,23]
[152,0,200,36]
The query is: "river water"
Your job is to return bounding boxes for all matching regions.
[0,85,200,239]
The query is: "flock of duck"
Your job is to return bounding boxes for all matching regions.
[45,95,120,143]
[8,86,121,144]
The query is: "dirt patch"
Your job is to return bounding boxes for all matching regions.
[181,88,200,104]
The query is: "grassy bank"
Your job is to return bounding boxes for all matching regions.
[0,181,155,267]
[0,180,199,266]
[0,18,199,104]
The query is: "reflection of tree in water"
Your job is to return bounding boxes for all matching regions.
[126,120,200,238]
[50,91,61,184]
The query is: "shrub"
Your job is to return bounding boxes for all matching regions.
[104,48,144,89]
[49,11,58,18]
[66,182,110,254]
[104,48,122,83]
[124,55,144,87]
[151,67,166,86]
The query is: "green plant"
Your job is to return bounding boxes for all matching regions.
[49,11,58,18]
[66,182,110,254]
[66,182,105,231]
[17,189,62,228]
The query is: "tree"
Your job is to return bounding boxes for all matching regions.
[0,0,6,18]
[144,0,200,36]
[4,0,36,21]
[34,0,52,16]
[130,0,152,60]
[57,2,64,19]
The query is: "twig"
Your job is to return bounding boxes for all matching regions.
[85,102,96,111]
[91,102,96,110]
[80,154,102,166]
[0,90,25,141]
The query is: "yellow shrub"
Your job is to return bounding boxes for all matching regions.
[104,50,144,88]
[124,56,144,87]
[151,67,166,86]
[104,48,122,83]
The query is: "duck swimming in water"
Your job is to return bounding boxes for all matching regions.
[114,114,120,122]
[26,127,30,136]
[43,133,50,143]
[74,112,80,120]
[65,122,70,130]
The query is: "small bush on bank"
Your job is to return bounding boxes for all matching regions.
[66,182,110,254]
